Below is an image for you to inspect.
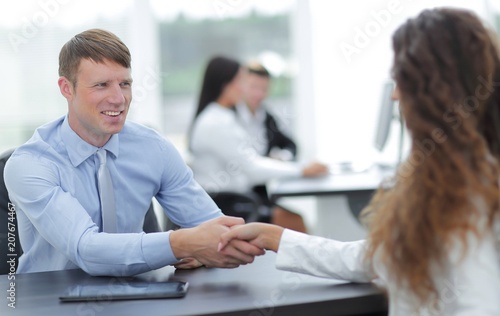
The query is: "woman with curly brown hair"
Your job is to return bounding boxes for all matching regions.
[218,7,500,315]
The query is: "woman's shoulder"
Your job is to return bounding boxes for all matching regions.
[196,103,237,127]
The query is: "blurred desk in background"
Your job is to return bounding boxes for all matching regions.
[267,164,395,240]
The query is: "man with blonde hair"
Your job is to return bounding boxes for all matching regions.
[5,29,262,276]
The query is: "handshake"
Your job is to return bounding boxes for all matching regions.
[170,216,284,269]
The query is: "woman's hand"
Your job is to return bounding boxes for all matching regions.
[218,223,285,253]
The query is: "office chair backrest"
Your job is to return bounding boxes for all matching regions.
[143,202,162,233]
[209,191,262,223]
[0,148,22,275]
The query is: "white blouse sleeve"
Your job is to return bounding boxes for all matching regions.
[275,229,374,283]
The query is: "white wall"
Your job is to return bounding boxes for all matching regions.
[128,0,162,131]
[290,0,318,162]
[298,0,490,165]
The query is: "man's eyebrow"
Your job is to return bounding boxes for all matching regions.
[88,78,133,84]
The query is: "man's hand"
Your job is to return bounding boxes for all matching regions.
[170,216,265,268]
[218,223,285,253]
[302,162,329,177]
[174,257,204,270]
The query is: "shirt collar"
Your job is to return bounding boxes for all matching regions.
[61,115,120,167]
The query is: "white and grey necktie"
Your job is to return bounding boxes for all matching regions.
[97,148,116,233]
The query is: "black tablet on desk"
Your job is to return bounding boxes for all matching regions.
[59,280,188,302]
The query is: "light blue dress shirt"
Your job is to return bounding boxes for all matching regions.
[4,115,222,276]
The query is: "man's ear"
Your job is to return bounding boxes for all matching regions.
[58,76,74,100]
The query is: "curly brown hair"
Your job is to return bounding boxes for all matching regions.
[363,8,500,307]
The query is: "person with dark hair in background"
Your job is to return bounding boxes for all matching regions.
[189,56,328,233]
[220,8,500,315]
[4,29,263,276]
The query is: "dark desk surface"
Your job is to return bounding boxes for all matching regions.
[1,252,387,316]
[267,164,395,200]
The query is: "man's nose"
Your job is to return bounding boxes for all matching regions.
[107,84,126,104]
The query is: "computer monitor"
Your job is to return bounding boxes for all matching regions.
[330,81,400,174]
[374,81,396,151]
